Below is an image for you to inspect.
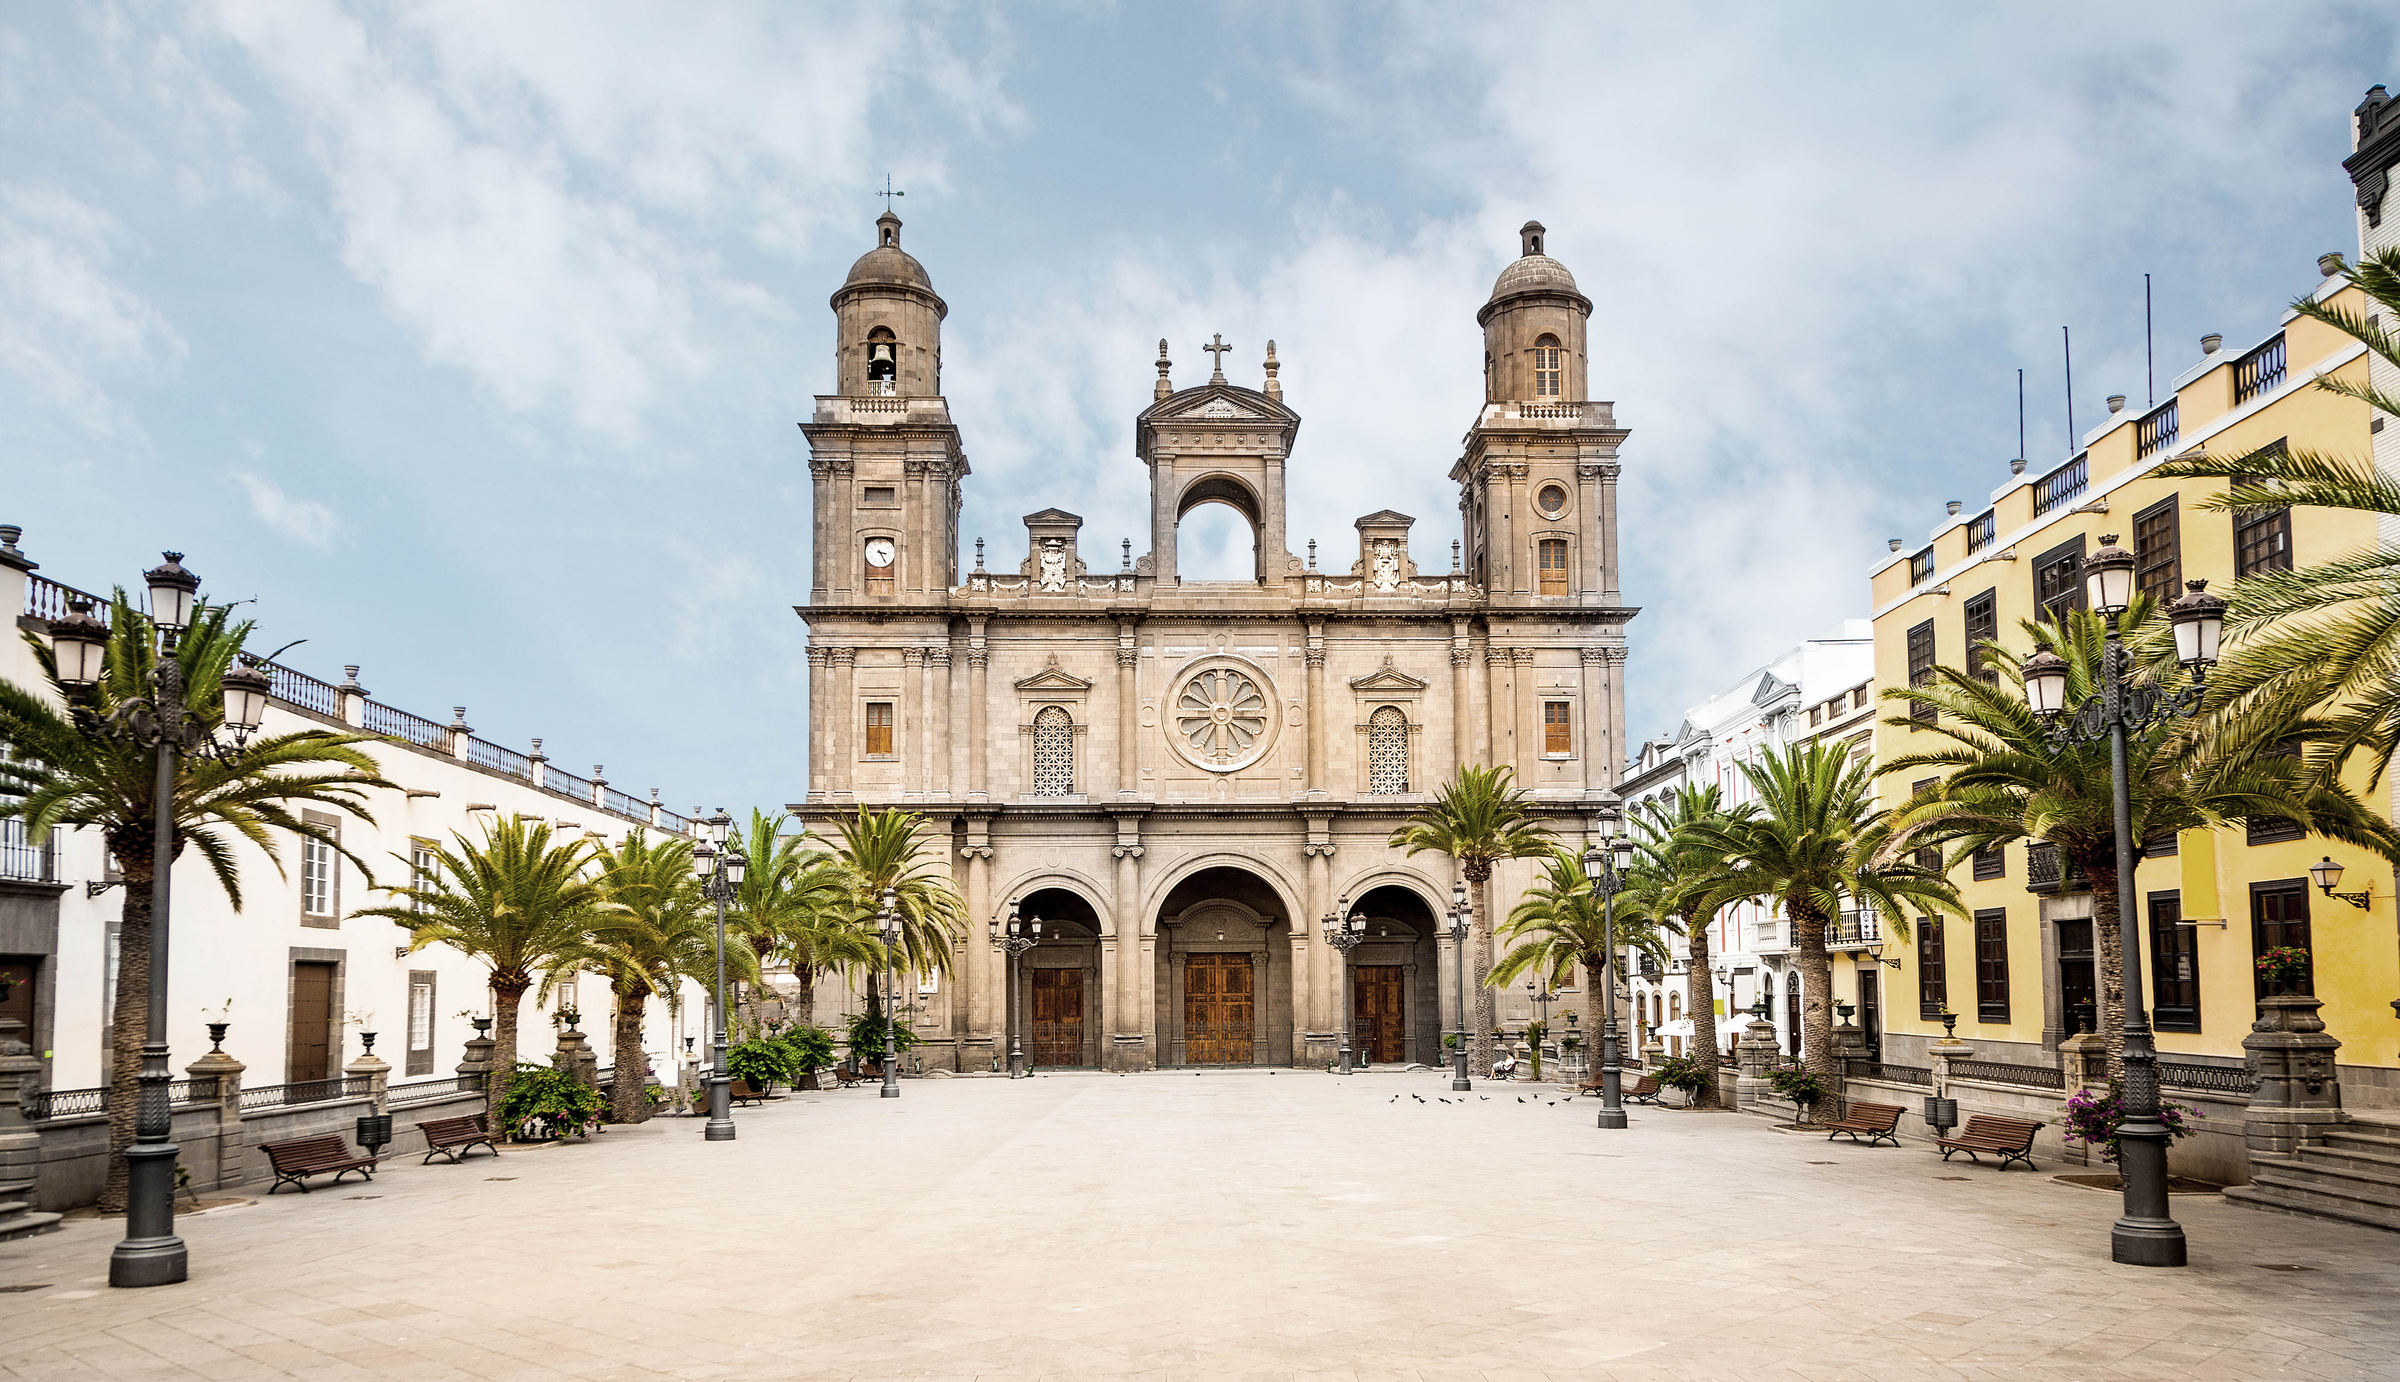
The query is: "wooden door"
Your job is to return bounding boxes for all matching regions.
[1353,965,1405,1064]
[290,961,336,1086]
[1183,953,1254,1064]
[1031,968,1084,1067]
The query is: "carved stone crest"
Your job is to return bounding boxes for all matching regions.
[1371,539,1401,592]
[1038,539,1068,592]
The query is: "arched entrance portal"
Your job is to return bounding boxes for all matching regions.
[1156,866,1292,1066]
[1341,885,1442,1067]
[1016,887,1102,1070]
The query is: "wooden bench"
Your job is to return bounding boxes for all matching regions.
[730,1078,767,1107]
[1937,1113,2043,1171]
[1821,1100,1903,1148]
[416,1114,497,1165]
[832,1064,881,1090]
[1574,1074,1663,1103]
[261,1134,377,1194]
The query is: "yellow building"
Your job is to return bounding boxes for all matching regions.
[1865,266,2398,1111]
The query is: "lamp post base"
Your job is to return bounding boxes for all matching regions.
[704,1075,736,1141]
[1338,1044,1352,1076]
[2110,1217,2188,1267]
[108,1139,186,1287]
[1594,1106,1628,1130]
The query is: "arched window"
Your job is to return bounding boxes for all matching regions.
[1533,334,1563,398]
[1032,707,1074,797]
[1366,706,1409,794]
[866,327,898,395]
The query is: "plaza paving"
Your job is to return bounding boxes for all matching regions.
[3,1069,2399,1381]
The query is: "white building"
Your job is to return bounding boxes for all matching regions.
[0,527,706,1104]
[1617,620,1876,1061]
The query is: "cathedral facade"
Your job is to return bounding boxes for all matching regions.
[795,212,1635,1072]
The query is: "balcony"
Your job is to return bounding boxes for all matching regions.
[1828,911,1881,949]
[2033,456,2088,515]
[1751,920,1790,954]
[0,817,55,884]
[2025,841,2086,895]
[2234,333,2286,404]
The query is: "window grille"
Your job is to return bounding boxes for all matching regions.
[1032,707,1074,797]
[1906,620,1936,726]
[1533,335,1562,397]
[2136,400,2179,458]
[1963,589,1998,683]
[2134,497,2181,606]
[1964,510,1996,553]
[2033,456,2087,515]
[1366,707,1409,794]
[2235,505,2292,578]
[1907,547,1934,584]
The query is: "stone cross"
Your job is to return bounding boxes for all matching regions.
[1202,334,1232,381]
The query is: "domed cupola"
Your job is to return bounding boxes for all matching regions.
[831,212,948,397]
[1476,220,1592,403]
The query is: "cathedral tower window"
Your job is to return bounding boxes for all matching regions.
[1366,706,1409,794]
[1543,701,1572,756]
[865,702,895,757]
[1538,538,1569,595]
[1533,334,1563,398]
[866,327,898,395]
[1032,706,1075,797]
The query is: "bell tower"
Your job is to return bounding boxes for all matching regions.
[803,212,969,604]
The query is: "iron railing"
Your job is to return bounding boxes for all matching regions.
[0,817,55,883]
[601,787,647,822]
[387,1075,483,1107]
[2159,1061,2255,1096]
[465,737,532,779]
[1828,911,1881,948]
[1854,1062,1932,1088]
[363,701,450,751]
[2234,333,2286,404]
[264,661,342,718]
[1964,510,1996,553]
[1949,1059,2064,1090]
[2135,400,2179,458]
[239,1075,371,1110]
[21,1080,210,1118]
[543,766,594,803]
[2033,456,2088,515]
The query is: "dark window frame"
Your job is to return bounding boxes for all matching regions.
[2235,505,2293,579]
[1918,917,1948,1018]
[2032,534,2086,626]
[1963,588,1998,684]
[1906,620,1936,727]
[1973,907,2010,1023]
[2134,495,2181,608]
[2250,878,2314,998]
[2148,891,2199,1033]
[1971,845,2004,881]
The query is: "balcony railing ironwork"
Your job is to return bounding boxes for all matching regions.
[387,1075,483,1107]
[1854,1062,1932,1088]
[263,661,341,718]
[1950,1059,2065,1090]
[2025,841,2085,895]
[1827,911,1881,948]
[2135,400,2179,458]
[2033,456,2088,515]
[1,817,56,883]
[2233,333,2286,404]
[239,1075,370,1110]
[543,766,595,803]
[1964,510,1996,553]
[24,574,105,627]
[2159,1061,2256,1096]
[363,700,450,751]
[466,737,533,779]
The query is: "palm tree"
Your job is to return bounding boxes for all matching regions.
[0,595,394,1211]
[1616,785,1750,1106]
[1389,765,1555,1075]
[726,809,865,1032]
[573,831,754,1123]
[2155,248,2400,788]
[814,805,969,1030]
[1492,848,1682,1070]
[1882,603,2398,1076]
[1687,740,1960,1080]
[355,817,603,1113]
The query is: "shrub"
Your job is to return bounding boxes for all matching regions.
[776,1024,836,1076]
[844,1008,923,1065]
[728,1037,801,1090]
[1769,1068,1829,1108]
[2062,1083,2199,1166]
[494,1062,604,1141]
[1652,1054,1712,1096]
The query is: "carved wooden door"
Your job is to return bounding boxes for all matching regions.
[1031,968,1084,1067]
[1183,953,1253,1064]
[1353,965,1405,1064]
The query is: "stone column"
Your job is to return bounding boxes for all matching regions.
[904,458,927,596]
[551,1024,598,1093]
[966,621,989,799]
[1110,816,1144,1069]
[1303,830,1333,1041]
[2058,1030,2109,1091]
[1580,649,1610,794]
[183,1044,244,1194]
[805,645,830,799]
[1450,620,1475,771]
[1576,462,1603,594]
[830,647,856,797]
[1252,946,1271,1064]
[830,457,856,598]
[346,1048,391,1116]
[1928,1031,1974,1100]
[0,1018,60,1232]
[1514,648,1538,768]
[458,1024,497,1116]
[931,643,953,796]
[2242,993,2344,1159]
[1116,622,1139,796]
[1828,1017,1867,1116]
[1735,1015,1779,1111]
[1168,952,1188,1064]
[1596,462,1621,603]
[1485,645,1511,773]
[1304,623,1327,795]
[961,821,994,1044]
[903,646,925,796]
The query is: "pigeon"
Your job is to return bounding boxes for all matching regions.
[1479,1096,1490,1102]
[1390,1095,1399,1103]
[1438,1097,1451,1104]
[1515,1097,1524,1104]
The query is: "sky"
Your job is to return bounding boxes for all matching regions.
[4,2,2396,815]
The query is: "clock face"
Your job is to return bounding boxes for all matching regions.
[864,538,896,568]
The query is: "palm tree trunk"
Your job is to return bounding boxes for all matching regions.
[99,881,152,1214]
[1788,901,1838,1087]
[1467,868,1496,1076]
[1683,905,1720,1107]
[793,964,816,1027]
[2083,855,2127,1083]
[610,986,649,1124]
[489,975,529,1125]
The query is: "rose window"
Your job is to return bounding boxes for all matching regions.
[1173,665,1272,769]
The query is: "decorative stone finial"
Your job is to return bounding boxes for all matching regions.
[1154,339,1173,400]
[974,537,986,572]
[1121,538,1132,572]
[1263,340,1281,401]
[1452,539,1461,572]
[1307,539,1317,571]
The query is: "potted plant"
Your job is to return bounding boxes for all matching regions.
[2062,1083,2198,1175]
[2255,946,2310,996]
[493,1062,604,1141]
[1652,1053,1712,1105]
[727,1038,798,1098]
[200,999,233,1052]
[1768,1068,1830,1126]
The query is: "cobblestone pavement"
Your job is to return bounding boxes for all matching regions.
[4,1069,2399,1381]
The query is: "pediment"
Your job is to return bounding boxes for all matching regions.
[1139,382,1299,427]
[1013,655,1095,693]
[1751,672,1796,707]
[1348,655,1429,694]
[1023,507,1083,526]
[1354,509,1415,527]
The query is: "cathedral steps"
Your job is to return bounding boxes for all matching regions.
[2224,1115,2400,1234]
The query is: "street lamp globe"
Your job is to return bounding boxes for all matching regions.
[723,849,747,886]
[1612,832,1637,874]
[2020,647,2071,718]
[1452,880,1467,911]
[46,601,110,687]
[705,809,732,845]
[692,841,717,871]
[143,552,200,633]
[1581,841,1606,873]
[2310,855,2345,895]
[218,659,271,740]
[2167,579,2227,669]
[2083,534,2137,615]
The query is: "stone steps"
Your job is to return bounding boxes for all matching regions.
[2228,1146,2400,1234]
[0,1198,62,1243]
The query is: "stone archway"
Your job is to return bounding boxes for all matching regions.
[1154,865,1292,1066]
[1014,887,1104,1069]
[1341,884,1442,1067]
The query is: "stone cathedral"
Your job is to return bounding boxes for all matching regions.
[794,211,1634,1072]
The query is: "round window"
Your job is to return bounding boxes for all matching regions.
[1167,661,1280,773]
[1537,485,1568,518]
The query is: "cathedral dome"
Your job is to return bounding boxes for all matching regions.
[1488,253,1577,300]
[843,211,934,292]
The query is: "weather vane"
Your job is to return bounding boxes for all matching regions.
[878,175,905,211]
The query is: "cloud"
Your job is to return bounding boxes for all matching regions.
[0,182,183,437]
[203,0,1022,445]
[236,472,339,548]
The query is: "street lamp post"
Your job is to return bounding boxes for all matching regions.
[43,559,271,1288]
[992,903,1041,1078]
[2020,539,2223,1269]
[1581,792,1638,1131]
[1322,894,1367,1075]
[877,888,902,1099]
[1525,978,1555,1080]
[1447,884,1472,1092]
[693,809,746,1143]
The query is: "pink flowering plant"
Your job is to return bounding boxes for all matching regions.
[2062,1082,2199,1165]
[2255,947,2310,987]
